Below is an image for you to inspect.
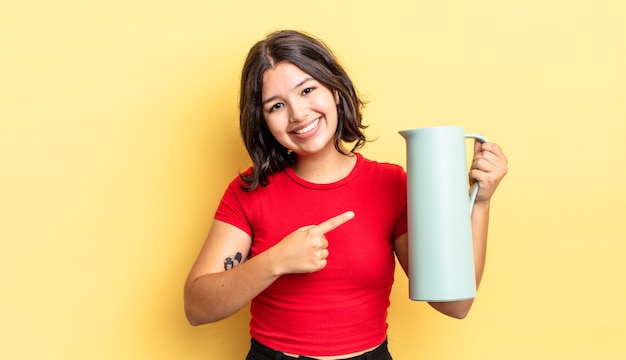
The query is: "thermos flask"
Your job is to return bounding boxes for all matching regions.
[399,126,488,301]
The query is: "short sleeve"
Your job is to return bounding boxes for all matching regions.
[214,176,253,237]
[392,165,408,240]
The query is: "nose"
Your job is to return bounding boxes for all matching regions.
[288,99,309,123]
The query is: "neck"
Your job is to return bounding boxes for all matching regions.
[293,148,357,184]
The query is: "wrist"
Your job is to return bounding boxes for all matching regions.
[263,246,286,277]
[473,198,491,212]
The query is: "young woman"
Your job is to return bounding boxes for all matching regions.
[184,30,508,360]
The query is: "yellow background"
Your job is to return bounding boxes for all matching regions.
[1,0,625,359]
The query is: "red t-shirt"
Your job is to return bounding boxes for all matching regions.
[215,153,407,355]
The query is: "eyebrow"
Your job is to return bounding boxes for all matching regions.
[262,77,315,106]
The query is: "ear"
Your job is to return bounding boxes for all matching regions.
[333,90,340,105]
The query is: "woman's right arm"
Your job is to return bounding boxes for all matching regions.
[184,211,355,325]
[184,220,280,325]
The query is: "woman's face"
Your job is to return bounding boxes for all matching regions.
[261,61,340,158]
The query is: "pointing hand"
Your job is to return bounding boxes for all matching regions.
[272,211,355,275]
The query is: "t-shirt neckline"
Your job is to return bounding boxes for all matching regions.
[283,153,364,190]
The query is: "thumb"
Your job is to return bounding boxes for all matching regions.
[474,138,483,155]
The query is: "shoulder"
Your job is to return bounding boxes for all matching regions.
[225,167,288,195]
[351,154,406,193]
[358,154,406,177]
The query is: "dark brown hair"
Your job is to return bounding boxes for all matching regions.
[239,30,367,191]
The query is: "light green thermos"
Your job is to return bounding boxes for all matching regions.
[399,126,487,301]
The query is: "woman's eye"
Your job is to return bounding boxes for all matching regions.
[302,87,315,95]
[269,103,283,112]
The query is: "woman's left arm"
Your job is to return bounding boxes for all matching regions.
[395,141,508,319]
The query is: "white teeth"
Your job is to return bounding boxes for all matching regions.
[293,119,320,134]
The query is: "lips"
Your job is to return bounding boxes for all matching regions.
[292,118,320,135]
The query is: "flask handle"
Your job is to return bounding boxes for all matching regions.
[465,134,489,215]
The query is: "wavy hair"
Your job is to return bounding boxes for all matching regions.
[239,30,368,191]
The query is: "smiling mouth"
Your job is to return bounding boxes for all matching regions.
[292,118,320,135]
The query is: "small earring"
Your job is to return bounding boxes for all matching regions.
[287,149,293,154]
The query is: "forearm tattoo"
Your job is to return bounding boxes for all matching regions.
[223,252,243,270]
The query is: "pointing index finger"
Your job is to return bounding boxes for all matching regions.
[314,211,355,235]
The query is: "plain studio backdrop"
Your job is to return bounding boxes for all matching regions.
[1,0,624,359]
